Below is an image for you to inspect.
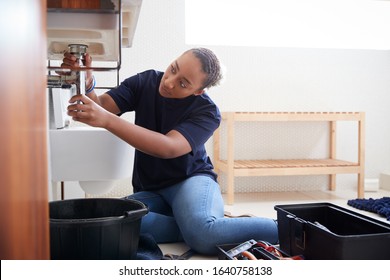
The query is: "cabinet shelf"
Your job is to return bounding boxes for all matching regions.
[213,112,365,205]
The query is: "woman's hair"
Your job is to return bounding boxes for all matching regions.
[188,48,223,90]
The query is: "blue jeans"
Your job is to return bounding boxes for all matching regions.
[125,175,278,255]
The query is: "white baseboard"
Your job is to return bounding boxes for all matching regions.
[379,173,390,191]
[365,179,379,192]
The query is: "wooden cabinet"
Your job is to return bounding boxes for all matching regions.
[0,0,49,259]
[47,0,101,9]
[213,112,365,205]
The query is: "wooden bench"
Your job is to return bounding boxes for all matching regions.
[213,112,365,205]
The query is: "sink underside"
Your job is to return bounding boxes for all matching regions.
[49,127,134,182]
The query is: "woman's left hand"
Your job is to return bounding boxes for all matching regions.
[67,94,112,128]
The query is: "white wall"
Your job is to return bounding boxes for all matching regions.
[67,0,390,198]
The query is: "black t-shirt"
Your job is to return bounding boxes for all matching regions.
[107,70,221,192]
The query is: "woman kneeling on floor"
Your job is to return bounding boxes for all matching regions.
[62,47,278,255]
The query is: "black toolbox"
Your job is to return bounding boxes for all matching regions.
[274,202,390,260]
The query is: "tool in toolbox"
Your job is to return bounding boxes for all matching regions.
[225,239,257,258]
[218,239,304,260]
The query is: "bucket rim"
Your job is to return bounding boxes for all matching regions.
[49,197,148,224]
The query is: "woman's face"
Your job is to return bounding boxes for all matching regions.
[159,51,206,99]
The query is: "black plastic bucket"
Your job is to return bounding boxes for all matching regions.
[49,198,148,260]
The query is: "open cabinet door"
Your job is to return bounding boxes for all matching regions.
[0,0,49,259]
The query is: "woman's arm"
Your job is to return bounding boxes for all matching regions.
[63,52,192,158]
[67,94,192,159]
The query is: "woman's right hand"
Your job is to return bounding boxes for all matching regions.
[58,52,94,88]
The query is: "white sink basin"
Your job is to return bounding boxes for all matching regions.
[49,127,134,189]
